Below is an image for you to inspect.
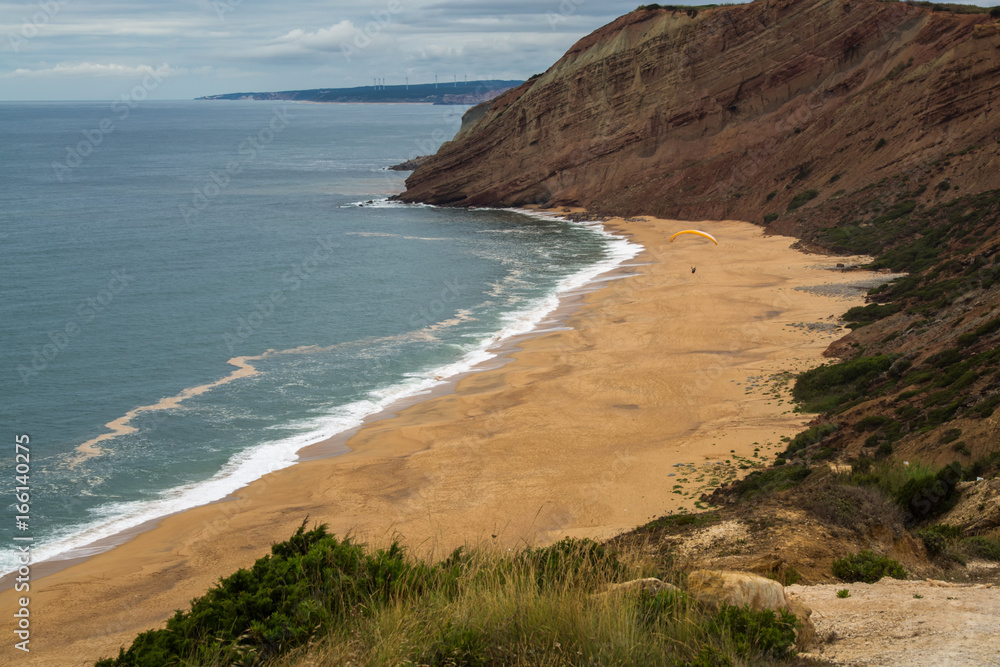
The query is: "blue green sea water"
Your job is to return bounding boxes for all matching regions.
[0,101,639,575]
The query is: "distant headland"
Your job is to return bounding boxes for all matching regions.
[196,79,523,105]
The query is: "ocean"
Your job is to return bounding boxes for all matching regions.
[0,100,639,576]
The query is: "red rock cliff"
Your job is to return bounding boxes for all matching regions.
[401,0,1000,229]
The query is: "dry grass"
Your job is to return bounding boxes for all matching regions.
[267,540,800,667]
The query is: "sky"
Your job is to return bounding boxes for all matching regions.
[5,1,996,101]
[0,0,718,101]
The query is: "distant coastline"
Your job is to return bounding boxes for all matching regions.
[197,79,522,105]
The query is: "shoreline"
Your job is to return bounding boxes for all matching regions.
[1,214,884,664]
[0,208,639,589]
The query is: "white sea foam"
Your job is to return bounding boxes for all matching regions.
[0,210,641,576]
[342,197,431,208]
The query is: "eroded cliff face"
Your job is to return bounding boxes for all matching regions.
[401,0,1000,231]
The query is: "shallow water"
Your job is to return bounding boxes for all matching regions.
[0,101,638,574]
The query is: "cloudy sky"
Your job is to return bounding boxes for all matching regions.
[0,0,719,100]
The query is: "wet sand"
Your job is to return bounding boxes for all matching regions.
[1,215,879,665]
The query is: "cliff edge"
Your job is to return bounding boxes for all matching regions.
[400,0,1000,234]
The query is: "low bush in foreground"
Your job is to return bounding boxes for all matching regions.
[831,550,908,583]
[97,524,804,667]
[96,522,437,666]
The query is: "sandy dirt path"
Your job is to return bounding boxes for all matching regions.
[791,578,1000,666]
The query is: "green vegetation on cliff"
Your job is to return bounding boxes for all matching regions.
[97,523,802,667]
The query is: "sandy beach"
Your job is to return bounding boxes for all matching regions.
[3,215,882,665]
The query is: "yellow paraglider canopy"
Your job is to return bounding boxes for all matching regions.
[669,230,718,245]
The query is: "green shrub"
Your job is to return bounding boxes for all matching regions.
[813,446,837,460]
[793,355,897,413]
[964,450,1000,480]
[641,512,722,532]
[843,303,902,326]
[854,415,894,432]
[836,589,850,598]
[939,428,963,444]
[928,348,964,368]
[875,138,887,151]
[897,462,963,523]
[903,370,935,385]
[764,565,801,586]
[971,393,1000,418]
[709,605,799,660]
[96,523,435,666]
[832,550,908,583]
[916,529,947,556]
[519,538,627,588]
[916,524,963,556]
[781,422,837,457]
[958,316,1000,347]
[802,480,903,532]
[848,458,963,521]
[871,200,917,225]
[638,588,693,625]
[787,189,819,211]
[961,535,1000,561]
[730,465,812,499]
[764,212,779,223]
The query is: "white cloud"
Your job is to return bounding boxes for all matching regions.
[236,20,361,60]
[2,62,182,79]
[0,18,211,37]
[277,21,357,51]
[0,0,732,99]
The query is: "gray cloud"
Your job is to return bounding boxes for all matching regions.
[21,0,995,101]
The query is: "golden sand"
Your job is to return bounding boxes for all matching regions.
[3,216,878,664]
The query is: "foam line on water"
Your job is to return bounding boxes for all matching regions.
[0,209,641,576]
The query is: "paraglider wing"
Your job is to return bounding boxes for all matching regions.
[669,230,718,245]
